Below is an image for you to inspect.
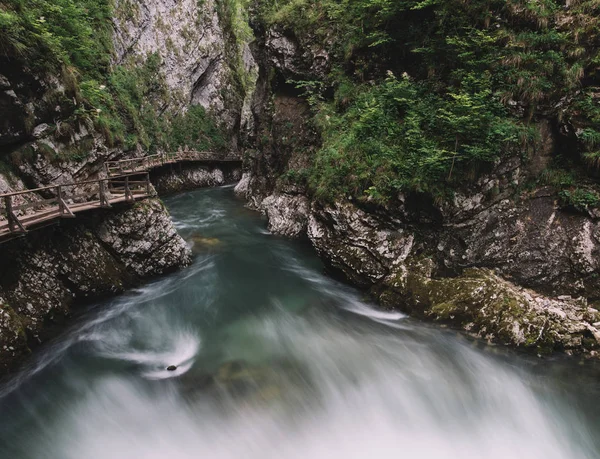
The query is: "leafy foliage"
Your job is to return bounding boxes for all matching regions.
[310,72,529,201]
[257,0,600,202]
[0,0,113,75]
[1,0,228,157]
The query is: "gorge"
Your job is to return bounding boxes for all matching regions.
[0,0,600,456]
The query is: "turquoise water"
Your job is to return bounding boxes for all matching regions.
[0,186,599,458]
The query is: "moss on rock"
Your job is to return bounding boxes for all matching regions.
[377,260,600,357]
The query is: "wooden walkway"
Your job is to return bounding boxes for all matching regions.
[104,150,241,177]
[0,173,153,242]
[0,150,242,243]
[0,149,243,242]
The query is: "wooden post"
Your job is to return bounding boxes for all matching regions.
[5,196,26,233]
[57,186,65,214]
[125,176,134,202]
[57,186,75,218]
[145,173,151,196]
[100,180,111,208]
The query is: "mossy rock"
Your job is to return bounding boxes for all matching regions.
[377,259,600,357]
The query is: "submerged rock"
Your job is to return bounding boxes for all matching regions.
[190,235,222,249]
[180,359,309,406]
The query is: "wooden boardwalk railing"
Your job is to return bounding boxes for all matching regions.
[0,150,242,242]
[104,150,241,177]
[0,173,152,242]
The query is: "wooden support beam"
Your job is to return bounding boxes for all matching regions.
[145,173,152,196]
[57,186,75,218]
[99,180,111,208]
[4,196,26,233]
[125,176,134,202]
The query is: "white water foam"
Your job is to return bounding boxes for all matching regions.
[37,311,596,459]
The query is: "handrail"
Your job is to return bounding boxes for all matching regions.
[0,148,243,241]
[0,172,152,240]
[0,173,149,199]
[103,150,242,177]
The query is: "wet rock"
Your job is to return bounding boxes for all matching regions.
[167,365,178,371]
[377,260,600,356]
[234,172,252,198]
[151,164,242,195]
[0,198,191,373]
[307,201,415,288]
[259,193,309,238]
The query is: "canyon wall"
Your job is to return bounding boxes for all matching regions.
[0,0,254,373]
[237,26,600,358]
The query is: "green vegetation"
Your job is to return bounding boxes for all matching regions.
[0,0,113,75]
[257,0,600,204]
[559,188,600,213]
[310,72,531,201]
[0,0,228,157]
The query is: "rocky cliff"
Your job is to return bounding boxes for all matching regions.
[0,0,253,373]
[112,0,257,135]
[0,198,191,373]
[237,25,600,359]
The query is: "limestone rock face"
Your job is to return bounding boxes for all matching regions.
[96,199,191,277]
[0,199,191,373]
[439,190,600,300]
[152,164,242,195]
[307,202,414,288]
[259,194,310,238]
[112,0,257,130]
[265,29,330,79]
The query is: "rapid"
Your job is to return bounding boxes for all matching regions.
[0,186,599,458]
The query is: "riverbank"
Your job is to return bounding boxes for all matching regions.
[1,186,599,458]
[0,198,191,373]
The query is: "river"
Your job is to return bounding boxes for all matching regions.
[0,186,599,458]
